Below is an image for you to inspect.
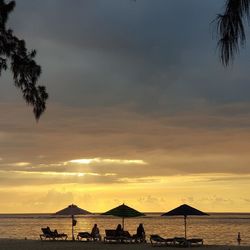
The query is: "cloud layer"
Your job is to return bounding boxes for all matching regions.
[1,0,250,212]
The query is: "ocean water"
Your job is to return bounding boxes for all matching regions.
[0,213,249,246]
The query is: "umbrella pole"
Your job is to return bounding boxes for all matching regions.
[184,215,187,239]
[122,217,124,230]
[72,215,75,241]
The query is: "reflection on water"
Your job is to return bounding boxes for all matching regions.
[0,213,249,245]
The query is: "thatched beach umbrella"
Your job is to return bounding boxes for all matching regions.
[55,204,91,240]
[162,204,208,239]
[102,203,144,229]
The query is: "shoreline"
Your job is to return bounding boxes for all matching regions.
[0,239,249,250]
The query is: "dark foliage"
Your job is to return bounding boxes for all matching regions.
[0,0,48,120]
[216,0,250,66]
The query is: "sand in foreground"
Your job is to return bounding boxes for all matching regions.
[0,240,249,250]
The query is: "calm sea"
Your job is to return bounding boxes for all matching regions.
[0,213,249,246]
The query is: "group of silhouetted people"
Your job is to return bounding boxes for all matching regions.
[85,223,145,242]
[115,223,146,242]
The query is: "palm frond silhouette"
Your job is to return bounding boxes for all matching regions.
[216,0,250,66]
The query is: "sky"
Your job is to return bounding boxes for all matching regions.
[1,0,250,213]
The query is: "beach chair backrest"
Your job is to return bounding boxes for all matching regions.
[123,231,131,237]
[41,227,51,236]
[105,229,116,237]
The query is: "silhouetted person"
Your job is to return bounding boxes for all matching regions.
[237,232,241,245]
[91,224,101,241]
[115,224,123,237]
[135,223,145,242]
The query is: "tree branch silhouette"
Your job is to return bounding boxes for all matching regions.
[0,0,48,120]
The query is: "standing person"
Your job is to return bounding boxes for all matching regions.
[91,224,101,241]
[136,223,146,242]
[237,232,241,245]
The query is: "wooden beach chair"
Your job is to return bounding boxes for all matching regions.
[173,237,203,247]
[40,227,68,241]
[104,229,134,243]
[77,231,101,241]
[122,231,134,243]
[173,237,188,247]
[77,232,92,241]
[104,229,120,243]
[132,233,146,243]
[150,234,175,246]
[187,238,203,246]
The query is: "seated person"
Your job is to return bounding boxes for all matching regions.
[115,224,123,237]
[135,223,146,242]
[42,227,67,239]
[47,226,57,236]
[91,224,101,241]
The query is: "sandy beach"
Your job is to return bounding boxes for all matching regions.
[0,239,249,250]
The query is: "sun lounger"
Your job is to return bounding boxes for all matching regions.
[40,227,68,241]
[150,234,175,246]
[133,234,146,243]
[104,229,121,243]
[173,237,190,247]
[123,231,134,243]
[77,231,101,241]
[150,234,204,247]
[187,238,203,246]
[77,232,92,241]
[104,229,134,243]
[174,237,204,247]
[104,229,116,243]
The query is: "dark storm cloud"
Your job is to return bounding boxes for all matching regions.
[6,0,249,115]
